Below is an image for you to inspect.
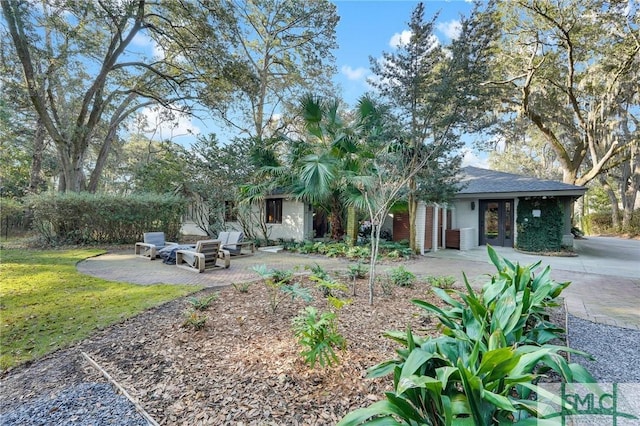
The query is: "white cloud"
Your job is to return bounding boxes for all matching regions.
[140,106,200,143]
[461,148,488,168]
[341,65,368,81]
[437,20,462,40]
[131,32,164,59]
[389,30,412,49]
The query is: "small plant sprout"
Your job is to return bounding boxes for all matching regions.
[232,282,251,293]
[182,310,206,330]
[187,292,219,311]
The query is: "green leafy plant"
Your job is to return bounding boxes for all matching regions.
[378,274,394,296]
[292,306,346,368]
[281,282,313,303]
[187,292,219,311]
[347,261,368,280]
[182,310,207,330]
[338,245,596,425]
[232,282,252,293]
[271,268,294,285]
[252,264,311,313]
[307,263,331,281]
[389,265,416,287]
[426,274,456,289]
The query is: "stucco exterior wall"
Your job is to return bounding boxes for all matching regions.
[452,199,480,248]
[267,199,308,242]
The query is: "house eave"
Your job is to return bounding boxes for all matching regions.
[454,189,587,199]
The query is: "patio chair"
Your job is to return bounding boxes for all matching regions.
[135,232,178,260]
[175,239,231,272]
[218,231,256,257]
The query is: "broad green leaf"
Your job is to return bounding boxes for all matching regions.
[481,389,516,412]
[337,400,407,425]
[400,348,437,379]
[396,375,442,395]
[367,360,399,378]
[491,285,517,334]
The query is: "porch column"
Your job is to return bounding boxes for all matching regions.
[441,206,448,249]
[416,202,426,255]
[432,204,439,253]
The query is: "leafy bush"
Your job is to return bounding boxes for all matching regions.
[25,192,186,244]
[339,245,595,425]
[425,274,456,289]
[292,306,346,368]
[389,265,416,287]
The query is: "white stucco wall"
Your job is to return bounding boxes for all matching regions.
[267,199,307,242]
[452,199,480,248]
[180,221,208,236]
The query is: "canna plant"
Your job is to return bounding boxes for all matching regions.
[338,246,595,425]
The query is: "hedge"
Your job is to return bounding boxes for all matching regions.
[25,192,187,244]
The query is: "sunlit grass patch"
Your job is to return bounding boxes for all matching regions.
[0,248,202,371]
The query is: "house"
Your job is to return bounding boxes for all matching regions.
[181,194,316,242]
[393,167,587,253]
[183,167,587,251]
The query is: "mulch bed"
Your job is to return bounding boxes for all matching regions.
[1,277,445,425]
[1,272,567,425]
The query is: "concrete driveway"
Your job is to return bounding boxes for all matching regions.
[425,236,640,329]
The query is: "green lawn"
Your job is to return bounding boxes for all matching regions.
[0,248,202,371]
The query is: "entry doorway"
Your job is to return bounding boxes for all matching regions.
[479,199,514,247]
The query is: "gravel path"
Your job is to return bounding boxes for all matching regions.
[567,314,640,383]
[0,383,148,425]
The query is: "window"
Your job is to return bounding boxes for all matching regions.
[224,201,237,222]
[266,198,282,224]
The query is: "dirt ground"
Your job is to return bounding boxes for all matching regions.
[1,274,457,425]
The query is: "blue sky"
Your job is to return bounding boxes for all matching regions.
[333,0,475,106]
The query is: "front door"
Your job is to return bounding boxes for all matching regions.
[479,200,514,247]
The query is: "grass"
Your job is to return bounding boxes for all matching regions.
[0,248,202,371]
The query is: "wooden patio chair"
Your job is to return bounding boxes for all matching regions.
[175,239,231,273]
[218,231,256,257]
[134,232,178,260]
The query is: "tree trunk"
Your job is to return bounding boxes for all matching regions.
[408,188,418,253]
[367,223,382,306]
[28,116,46,193]
[600,176,620,230]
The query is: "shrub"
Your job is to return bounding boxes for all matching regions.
[25,192,186,245]
[292,306,346,368]
[338,245,595,425]
[425,274,456,289]
[389,265,416,287]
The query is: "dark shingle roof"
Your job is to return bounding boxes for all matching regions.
[456,166,587,196]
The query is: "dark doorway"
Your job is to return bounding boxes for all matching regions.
[479,200,514,247]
